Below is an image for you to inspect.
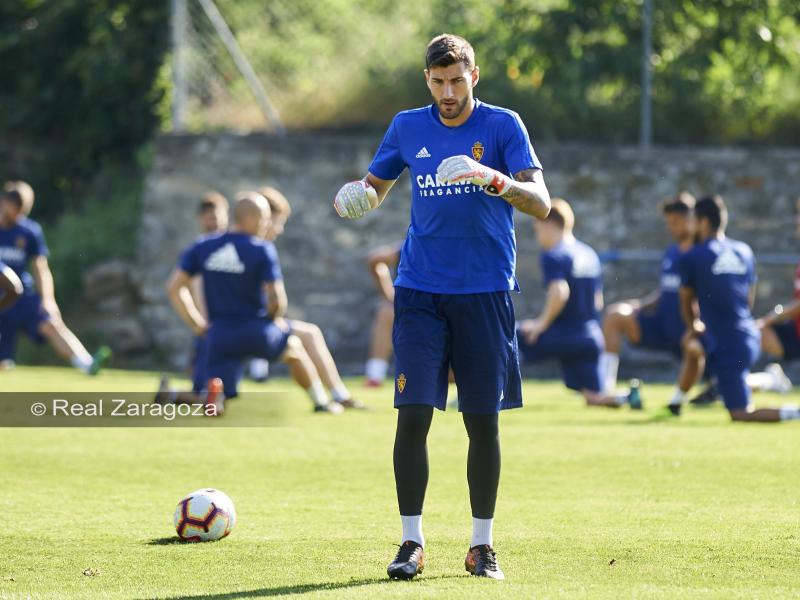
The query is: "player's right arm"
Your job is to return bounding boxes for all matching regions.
[333,174,395,219]
[760,299,800,327]
[166,269,208,336]
[367,243,401,302]
[519,280,570,344]
[0,265,23,311]
[263,280,288,320]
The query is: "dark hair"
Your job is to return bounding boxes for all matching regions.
[695,195,727,232]
[425,34,475,70]
[198,190,229,214]
[661,191,695,216]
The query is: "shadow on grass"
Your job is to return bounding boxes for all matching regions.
[146,537,186,545]
[141,574,464,599]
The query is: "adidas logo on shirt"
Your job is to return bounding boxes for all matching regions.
[415,147,431,159]
[711,248,747,275]
[204,242,245,274]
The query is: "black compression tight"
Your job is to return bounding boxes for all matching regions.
[393,405,500,519]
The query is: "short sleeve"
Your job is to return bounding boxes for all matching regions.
[678,251,694,288]
[178,243,200,276]
[261,243,283,283]
[368,117,406,180]
[500,112,542,176]
[26,223,48,258]
[541,252,568,286]
[747,247,757,286]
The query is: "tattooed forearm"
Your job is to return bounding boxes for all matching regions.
[500,168,551,219]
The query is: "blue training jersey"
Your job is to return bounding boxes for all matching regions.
[678,237,757,340]
[0,217,48,294]
[541,237,602,328]
[656,244,685,339]
[179,232,283,321]
[368,99,542,294]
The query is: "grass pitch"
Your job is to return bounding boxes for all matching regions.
[1,366,798,599]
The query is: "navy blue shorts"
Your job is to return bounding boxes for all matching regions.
[392,287,522,414]
[0,293,50,361]
[772,321,800,360]
[206,318,291,398]
[518,321,604,393]
[636,311,683,358]
[703,332,760,412]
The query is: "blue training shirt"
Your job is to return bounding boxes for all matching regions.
[656,244,685,339]
[368,99,542,294]
[678,237,757,340]
[541,237,602,328]
[0,217,48,293]
[179,231,282,321]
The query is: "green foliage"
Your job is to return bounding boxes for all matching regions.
[213,0,800,143]
[0,0,169,220]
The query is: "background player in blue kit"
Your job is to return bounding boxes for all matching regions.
[166,192,343,414]
[0,181,109,373]
[675,195,800,422]
[333,34,551,580]
[601,193,703,405]
[0,260,23,311]
[517,198,637,408]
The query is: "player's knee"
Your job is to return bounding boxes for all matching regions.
[281,335,305,362]
[462,413,499,441]
[396,405,433,439]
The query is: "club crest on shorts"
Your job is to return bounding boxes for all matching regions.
[396,373,407,393]
[471,141,484,162]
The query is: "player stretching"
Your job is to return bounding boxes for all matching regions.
[517,199,638,408]
[0,260,23,311]
[334,34,550,580]
[166,192,341,413]
[675,195,800,422]
[257,186,362,408]
[364,242,401,386]
[0,181,109,373]
[602,193,700,404]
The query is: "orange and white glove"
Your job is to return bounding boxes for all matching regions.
[333,179,379,219]
[436,155,512,196]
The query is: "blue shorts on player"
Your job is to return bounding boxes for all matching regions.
[392,287,522,415]
[0,292,50,361]
[703,332,760,412]
[636,310,683,358]
[191,335,210,394]
[772,321,800,361]
[517,321,604,394]
[205,317,291,399]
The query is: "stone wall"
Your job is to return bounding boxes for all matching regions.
[135,134,800,378]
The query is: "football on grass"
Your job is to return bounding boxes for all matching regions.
[174,488,236,542]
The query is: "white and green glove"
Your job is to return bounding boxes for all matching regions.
[436,155,512,196]
[333,179,379,219]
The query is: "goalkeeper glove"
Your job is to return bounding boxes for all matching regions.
[436,155,512,196]
[333,179,379,219]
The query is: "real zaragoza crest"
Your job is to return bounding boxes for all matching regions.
[471,141,484,161]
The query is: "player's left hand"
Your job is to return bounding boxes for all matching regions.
[518,318,546,344]
[436,155,511,196]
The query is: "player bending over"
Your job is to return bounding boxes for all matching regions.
[256,186,362,408]
[0,181,109,373]
[165,192,342,414]
[517,199,639,409]
[364,242,402,386]
[673,195,799,422]
[334,34,550,580]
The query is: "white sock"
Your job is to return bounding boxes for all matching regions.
[471,517,493,548]
[401,515,424,547]
[779,404,800,421]
[307,380,329,407]
[669,389,687,406]
[249,359,270,379]
[366,358,388,382]
[602,352,619,393]
[330,384,350,403]
[71,354,92,373]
